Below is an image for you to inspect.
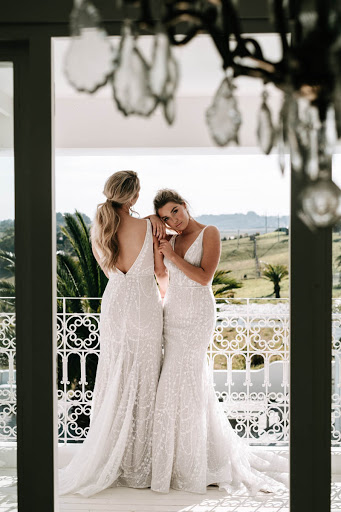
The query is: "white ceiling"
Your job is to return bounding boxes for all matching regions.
[0,64,13,98]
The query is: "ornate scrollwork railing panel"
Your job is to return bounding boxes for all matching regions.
[332,299,341,445]
[57,298,100,443]
[0,299,16,441]
[209,299,290,445]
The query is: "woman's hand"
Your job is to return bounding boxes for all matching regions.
[158,239,175,260]
[149,215,166,240]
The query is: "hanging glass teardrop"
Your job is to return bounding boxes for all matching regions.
[257,89,275,154]
[333,80,341,139]
[64,0,115,93]
[149,25,171,99]
[277,93,291,175]
[163,97,175,125]
[300,177,341,227]
[161,54,179,125]
[277,122,287,175]
[206,76,241,146]
[321,105,338,156]
[288,104,303,173]
[113,20,157,117]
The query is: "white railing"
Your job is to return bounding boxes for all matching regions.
[0,300,16,441]
[56,297,291,446]
[0,296,340,446]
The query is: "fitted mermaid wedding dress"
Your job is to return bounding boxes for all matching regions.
[152,226,288,494]
[59,219,163,497]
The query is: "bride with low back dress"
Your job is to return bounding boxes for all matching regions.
[58,171,164,497]
[152,189,289,495]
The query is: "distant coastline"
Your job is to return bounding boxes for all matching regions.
[0,211,290,237]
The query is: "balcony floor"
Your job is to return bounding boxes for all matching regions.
[58,482,341,512]
[0,470,341,512]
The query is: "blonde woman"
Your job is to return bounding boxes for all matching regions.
[151,189,288,495]
[59,171,165,497]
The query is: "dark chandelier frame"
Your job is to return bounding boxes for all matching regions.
[66,0,341,228]
[132,0,337,121]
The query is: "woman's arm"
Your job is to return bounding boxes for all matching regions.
[158,226,221,286]
[144,214,166,239]
[92,244,109,279]
[153,235,169,298]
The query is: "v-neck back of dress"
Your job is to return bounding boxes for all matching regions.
[110,219,154,279]
[115,219,149,276]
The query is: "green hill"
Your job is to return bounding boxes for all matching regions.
[219,231,341,298]
[218,231,289,298]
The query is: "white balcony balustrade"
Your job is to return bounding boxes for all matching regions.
[0,297,341,447]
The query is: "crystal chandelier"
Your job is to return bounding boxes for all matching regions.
[64,0,341,229]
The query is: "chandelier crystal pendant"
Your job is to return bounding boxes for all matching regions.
[299,174,341,228]
[113,20,157,117]
[64,0,341,228]
[64,0,115,93]
[257,89,275,155]
[206,74,241,146]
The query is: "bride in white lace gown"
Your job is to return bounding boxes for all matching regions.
[151,189,288,495]
[58,171,164,497]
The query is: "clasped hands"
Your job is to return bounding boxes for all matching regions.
[149,215,180,260]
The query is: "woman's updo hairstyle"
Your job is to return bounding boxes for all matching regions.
[92,170,140,271]
[153,189,187,217]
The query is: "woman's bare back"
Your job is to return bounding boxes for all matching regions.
[115,217,148,274]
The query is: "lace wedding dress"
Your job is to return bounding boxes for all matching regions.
[152,226,288,494]
[59,219,163,497]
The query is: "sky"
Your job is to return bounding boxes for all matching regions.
[0,151,293,221]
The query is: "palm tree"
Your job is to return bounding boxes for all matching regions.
[212,269,242,297]
[0,251,15,310]
[0,212,108,313]
[335,253,341,286]
[55,212,109,435]
[57,211,108,313]
[263,263,288,298]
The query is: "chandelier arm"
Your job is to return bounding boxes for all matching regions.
[232,37,266,61]
[166,26,202,45]
[201,17,233,69]
[162,7,203,26]
[272,0,290,56]
[232,62,279,83]
[316,0,329,29]
[162,8,204,45]
[161,4,231,66]
[138,0,156,28]
[222,0,243,45]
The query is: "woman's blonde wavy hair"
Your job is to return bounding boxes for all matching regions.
[91,170,140,271]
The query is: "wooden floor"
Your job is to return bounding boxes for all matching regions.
[0,470,340,512]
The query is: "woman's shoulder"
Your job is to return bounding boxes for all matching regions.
[202,225,220,241]
[130,217,149,229]
[131,216,149,224]
[202,224,219,234]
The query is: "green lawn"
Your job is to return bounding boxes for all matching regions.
[218,230,341,298]
[217,231,289,298]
